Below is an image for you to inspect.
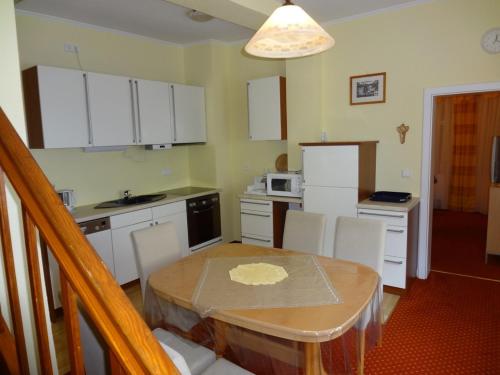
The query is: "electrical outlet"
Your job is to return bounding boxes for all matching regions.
[161,168,172,176]
[401,169,411,178]
[64,43,78,53]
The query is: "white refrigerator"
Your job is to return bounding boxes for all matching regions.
[302,143,377,257]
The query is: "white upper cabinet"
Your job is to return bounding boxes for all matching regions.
[170,83,206,144]
[85,72,135,146]
[23,65,90,148]
[132,79,173,145]
[247,76,287,141]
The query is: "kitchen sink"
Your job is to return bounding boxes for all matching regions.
[95,193,167,208]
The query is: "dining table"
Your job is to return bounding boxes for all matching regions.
[145,243,381,375]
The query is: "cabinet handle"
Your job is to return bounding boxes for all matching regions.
[384,259,403,265]
[387,228,405,233]
[241,200,270,206]
[242,235,271,243]
[358,211,405,219]
[241,212,271,218]
[246,82,252,140]
[129,80,137,143]
[134,80,142,143]
[83,73,93,145]
[171,85,177,142]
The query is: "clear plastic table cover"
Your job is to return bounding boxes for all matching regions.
[192,255,342,318]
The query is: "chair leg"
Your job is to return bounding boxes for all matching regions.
[357,329,365,375]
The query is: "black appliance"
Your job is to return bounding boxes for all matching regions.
[186,193,222,250]
[369,191,412,203]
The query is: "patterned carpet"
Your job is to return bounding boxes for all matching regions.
[364,271,500,374]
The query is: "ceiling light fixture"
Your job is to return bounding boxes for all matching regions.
[244,0,335,59]
[187,9,214,23]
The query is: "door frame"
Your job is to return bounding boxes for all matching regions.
[418,81,500,279]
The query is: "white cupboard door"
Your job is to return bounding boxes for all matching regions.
[171,84,206,143]
[303,186,358,257]
[37,66,90,148]
[87,230,115,276]
[247,76,283,141]
[134,79,173,145]
[302,146,359,188]
[155,212,190,258]
[86,72,135,146]
[111,221,152,284]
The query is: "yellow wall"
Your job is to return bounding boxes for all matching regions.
[16,14,190,206]
[286,0,500,194]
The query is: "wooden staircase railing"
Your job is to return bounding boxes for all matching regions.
[0,107,179,374]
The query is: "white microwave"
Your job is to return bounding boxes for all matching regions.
[266,172,302,197]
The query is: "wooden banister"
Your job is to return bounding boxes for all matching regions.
[0,107,178,373]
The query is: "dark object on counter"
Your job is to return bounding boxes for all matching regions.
[95,193,166,208]
[369,191,412,203]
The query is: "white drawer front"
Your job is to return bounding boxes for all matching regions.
[241,234,273,248]
[152,200,186,218]
[358,209,407,227]
[385,226,407,258]
[382,255,406,288]
[241,210,273,237]
[110,208,152,229]
[240,199,272,213]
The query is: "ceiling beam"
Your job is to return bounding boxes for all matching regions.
[164,0,280,30]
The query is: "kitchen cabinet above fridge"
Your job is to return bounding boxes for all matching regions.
[22,65,207,149]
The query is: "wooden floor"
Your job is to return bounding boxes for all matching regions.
[52,283,399,374]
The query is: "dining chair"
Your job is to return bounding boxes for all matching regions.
[154,328,254,375]
[333,216,386,375]
[282,210,326,254]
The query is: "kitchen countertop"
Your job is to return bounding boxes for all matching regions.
[72,186,220,223]
[357,197,419,212]
[239,192,303,204]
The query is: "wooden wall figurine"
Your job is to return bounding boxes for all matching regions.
[397,123,409,144]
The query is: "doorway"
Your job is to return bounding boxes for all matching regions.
[430,92,500,279]
[418,81,500,280]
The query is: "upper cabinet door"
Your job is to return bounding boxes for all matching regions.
[170,84,206,144]
[23,66,90,148]
[133,79,173,145]
[247,76,287,141]
[86,72,135,146]
[302,145,359,188]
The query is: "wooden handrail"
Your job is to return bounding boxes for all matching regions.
[0,107,178,373]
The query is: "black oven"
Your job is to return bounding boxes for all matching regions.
[186,193,222,251]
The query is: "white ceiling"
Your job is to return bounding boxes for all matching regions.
[16,0,423,44]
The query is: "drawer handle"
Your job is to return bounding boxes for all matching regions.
[384,259,404,265]
[241,200,270,206]
[242,235,271,243]
[241,212,271,218]
[359,211,405,219]
[387,229,405,233]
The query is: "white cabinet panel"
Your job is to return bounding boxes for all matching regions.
[26,66,90,148]
[171,84,206,143]
[303,186,358,257]
[383,255,406,289]
[247,76,285,141]
[151,200,185,218]
[302,146,359,188]
[110,208,152,229]
[358,208,407,227]
[241,210,273,237]
[240,199,273,213]
[155,211,189,258]
[385,227,408,258]
[111,221,152,284]
[86,72,135,146]
[134,79,173,145]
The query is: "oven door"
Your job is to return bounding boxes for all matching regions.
[187,194,222,250]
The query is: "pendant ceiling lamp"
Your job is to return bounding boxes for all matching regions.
[244,0,335,59]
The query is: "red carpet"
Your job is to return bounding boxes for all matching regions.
[364,271,500,374]
[431,209,500,280]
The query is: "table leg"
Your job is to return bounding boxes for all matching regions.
[304,342,326,375]
[213,320,227,358]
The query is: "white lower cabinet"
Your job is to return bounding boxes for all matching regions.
[357,203,419,289]
[240,198,273,248]
[152,201,189,258]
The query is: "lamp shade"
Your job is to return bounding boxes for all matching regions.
[244,4,335,59]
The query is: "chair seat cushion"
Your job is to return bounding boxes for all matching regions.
[201,358,254,375]
[158,341,192,375]
[153,328,215,375]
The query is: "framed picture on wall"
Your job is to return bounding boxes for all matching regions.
[350,72,386,105]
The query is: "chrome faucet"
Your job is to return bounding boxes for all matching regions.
[123,190,132,199]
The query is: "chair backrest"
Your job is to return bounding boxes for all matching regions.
[132,221,182,298]
[282,210,326,254]
[333,216,386,276]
